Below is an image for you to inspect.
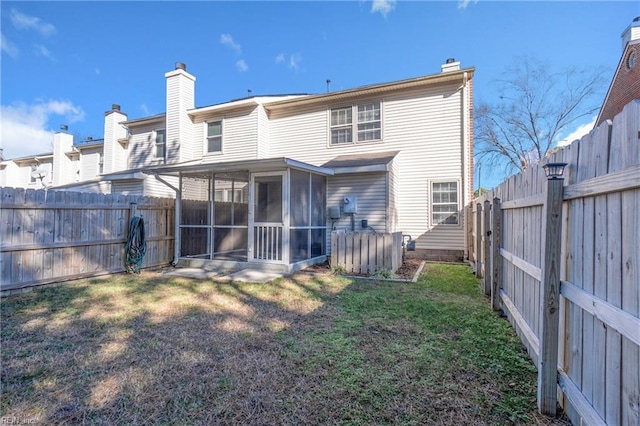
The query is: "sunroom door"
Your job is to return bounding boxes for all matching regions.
[251,173,286,262]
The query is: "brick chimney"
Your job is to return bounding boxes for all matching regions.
[103,103,128,173]
[165,62,196,163]
[621,16,640,50]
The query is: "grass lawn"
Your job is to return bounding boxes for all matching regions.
[1,263,567,425]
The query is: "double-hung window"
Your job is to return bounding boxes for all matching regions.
[155,129,166,158]
[98,153,104,174]
[330,101,381,145]
[431,181,459,225]
[206,121,222,153]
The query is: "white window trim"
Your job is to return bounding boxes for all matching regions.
[204,120,224,156]
[328,100,383,147]
[429,179,462,227]
[154,129,166,159]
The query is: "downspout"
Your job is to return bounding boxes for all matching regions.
[153,172,181,266]
[461,71,470,261]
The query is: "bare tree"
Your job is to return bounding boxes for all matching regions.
[475,57,607,177]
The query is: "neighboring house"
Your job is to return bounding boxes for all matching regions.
[1,58,475,272]
[0,131,105,190]
[0,152,53,189]
[596,16,640,126]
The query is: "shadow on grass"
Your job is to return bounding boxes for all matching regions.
[1,264,568,425]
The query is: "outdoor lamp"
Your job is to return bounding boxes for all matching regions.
[542,162,567,179]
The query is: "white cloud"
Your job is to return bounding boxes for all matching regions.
[371,0,396,18]
[1,33,19,58]
[289,53,301,71]
[10,9,56,37]
[34,44,54,60]
[557,117,596,147]
[457,0,479,9]
[276,53,302,71]
[140,104,150,116]
[0,100,85,158]
[236,59,248,72]
[220,33,241,54]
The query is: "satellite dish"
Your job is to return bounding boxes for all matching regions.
[31,168,49,180]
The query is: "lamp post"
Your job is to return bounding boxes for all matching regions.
[542,162,567,179]
[538,161,566,416]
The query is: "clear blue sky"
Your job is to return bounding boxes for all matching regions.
[1,1,638,188]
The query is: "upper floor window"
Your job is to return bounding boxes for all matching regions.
[206,121,222,153]
[330,101,381,145]
[29,165,38,183]
[98,153,104,174]
[155,129,166,158]
[431,181,459,225]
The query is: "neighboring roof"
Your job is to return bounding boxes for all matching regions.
[595,38,640,126]
[322,150,399,174]
[120,113,166,126]
[10,153,54,164]
[147,157,334,177]
[74,139,104,149]
[188,95,309,119]
[263,67,474,112]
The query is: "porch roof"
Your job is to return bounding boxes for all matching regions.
[322,150,399,174]
[147,157,334,177]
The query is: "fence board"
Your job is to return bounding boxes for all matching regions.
[330,232,402,275]
[469,102,639,424]
[0,188,175,292]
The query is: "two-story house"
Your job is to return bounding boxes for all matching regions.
[1,58,474,273]
[122,60,474,271]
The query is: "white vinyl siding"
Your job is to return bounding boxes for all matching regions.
[79,147,102,181]
[387,158,399,233]
[257,105,270,158]
[128,121,167,169]
[112,180,144,196]
[326,172,387,237]
[103,111,128,174]
[269,82,467,251]
[165,71,195,163]
[193,107,259,162]
[144,175,179,198]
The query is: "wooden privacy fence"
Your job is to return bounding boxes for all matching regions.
[468,100,640,425]
[331,231,402,274]
[0,187,175,294]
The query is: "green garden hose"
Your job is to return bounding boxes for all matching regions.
[125,216,146,273]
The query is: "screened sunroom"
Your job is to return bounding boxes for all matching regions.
[152,158,332,272]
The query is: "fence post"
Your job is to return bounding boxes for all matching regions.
[476,202,483,278]
[483,199,491,295]
[537,164,566,416]
[491,197,502,311]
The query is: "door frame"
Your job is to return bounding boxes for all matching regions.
[248,171,289,264]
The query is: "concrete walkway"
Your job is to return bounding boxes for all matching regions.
[161,267,287,283]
